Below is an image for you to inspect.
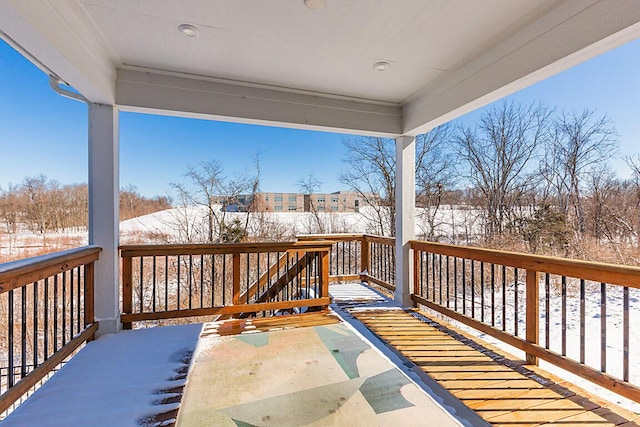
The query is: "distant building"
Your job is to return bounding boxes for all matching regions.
[214,191,365,213]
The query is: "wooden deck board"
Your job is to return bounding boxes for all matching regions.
[202,311,340,336]
[351,308,639,427]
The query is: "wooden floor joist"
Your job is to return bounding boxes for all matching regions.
[351,308,640,427]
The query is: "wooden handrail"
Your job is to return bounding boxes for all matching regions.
[0,246,101,293]
[410,240,640,289]
[297,233,365,242]
[365,235,395,245]
[120,241,333,257]
[297,233,395,246]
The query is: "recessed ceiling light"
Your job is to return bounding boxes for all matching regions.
[178,24,199,38]
[373,61,390,71]
[304,0,325,10]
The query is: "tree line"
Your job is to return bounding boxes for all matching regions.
[341,101,640,264]
[4,100,638,265]
[0,176,171,234]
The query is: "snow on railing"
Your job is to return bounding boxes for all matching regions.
[411,240,640,403]
[0,246,101,416]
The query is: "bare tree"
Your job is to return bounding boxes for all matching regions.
[297,173,325,234]
[623,155,640,249]
[542,110,618,238]
[415,124,456,240]
[585,166,618,243]
[169,159,259,243]
[340,136,395,235]
[455,101,551,240]
[22,175,51,236]
[341,124,455,237]
[0,184,20,251]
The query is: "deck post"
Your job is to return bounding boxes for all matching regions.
[395,135,416,307]
[360,235,370,281]
[320,250,330,303]
[525,269,540,365]
[88,103,120,336]
[84,262,96,340]
[121,255,133,330]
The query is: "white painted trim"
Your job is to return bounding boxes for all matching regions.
[0,0,116,104]
[395,136,416,307]
[116,69,403,137]
[402,0,640,135]
[88,104,120,336]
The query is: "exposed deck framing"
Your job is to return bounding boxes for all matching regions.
[351,308,640,427]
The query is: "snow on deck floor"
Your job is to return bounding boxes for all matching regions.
[2,324,202,427]
[329,282,387,304]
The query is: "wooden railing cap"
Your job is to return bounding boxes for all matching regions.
[119,240,335,257]
[0,245,102,293]
[410,240,640,288]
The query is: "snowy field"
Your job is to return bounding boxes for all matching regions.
[117,204,483,243]
[1,204,483,261]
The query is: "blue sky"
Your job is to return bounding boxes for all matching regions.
[0,37,639,198]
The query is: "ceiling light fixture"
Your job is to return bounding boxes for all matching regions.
[373,61,390,71]
[304,0,325,10]
[178,24,199,37]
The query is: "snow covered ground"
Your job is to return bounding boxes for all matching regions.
[1,204,483,260]
[118,204,483,243]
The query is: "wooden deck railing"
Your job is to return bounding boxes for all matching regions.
[297,234,396,292]
[365,235,396,292]
[119,233,640,403]
[0,246,101,414]
[411,240,640,403]
[119,241,332,328]
[301,234,640,402]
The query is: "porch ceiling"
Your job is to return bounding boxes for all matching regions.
[1,0,639,135]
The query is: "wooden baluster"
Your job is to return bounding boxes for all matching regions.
[232,253,241,307]
[412,247,420,299]
[525,269,539,365]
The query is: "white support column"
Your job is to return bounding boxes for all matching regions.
[395,135,416,307]
[394,136,416,307]
[88,103,120,336]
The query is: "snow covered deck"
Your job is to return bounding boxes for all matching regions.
[2,323,202,427]
[3,282,640,426]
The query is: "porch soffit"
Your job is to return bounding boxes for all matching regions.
[0,0,639,136]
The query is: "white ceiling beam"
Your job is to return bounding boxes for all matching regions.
[402,0,640,136]
[0,0,116,104]
[116,68,402,137]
